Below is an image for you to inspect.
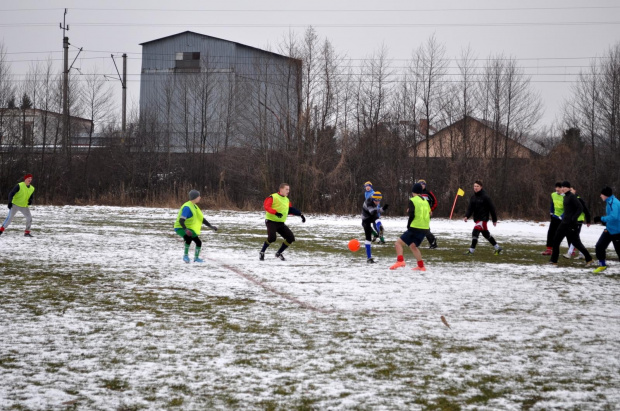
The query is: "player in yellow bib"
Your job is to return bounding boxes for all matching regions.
[1,174,35,237]
[173,190,218,263]
[389,183,429,271]
[259,183,306,261]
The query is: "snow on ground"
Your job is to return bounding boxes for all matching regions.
[0,206,619,409]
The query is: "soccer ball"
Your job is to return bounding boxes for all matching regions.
[348,239,360,252]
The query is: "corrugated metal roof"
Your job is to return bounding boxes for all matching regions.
[139,30,300,63]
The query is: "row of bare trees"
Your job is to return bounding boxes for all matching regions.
[0,33,619,218]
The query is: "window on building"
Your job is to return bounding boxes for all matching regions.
[175,52,201,71]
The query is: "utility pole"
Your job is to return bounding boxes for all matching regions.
[111,54,128,146]
[60,9,69,153]
[122,53,127,144]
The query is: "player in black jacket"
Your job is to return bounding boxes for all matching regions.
[361,191,389,264]
[418,179,438,249]
[463,180,502,255]
[549,181,594,266]
[564,186,591,259]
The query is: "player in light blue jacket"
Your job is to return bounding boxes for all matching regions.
[592,186,620,273]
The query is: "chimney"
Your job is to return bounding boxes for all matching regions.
[418,119,429,136]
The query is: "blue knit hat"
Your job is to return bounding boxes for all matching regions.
[371,191,382,200]
[412,183,423,194]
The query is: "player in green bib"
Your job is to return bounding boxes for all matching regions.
[389,183,430,271]
[173,190,218,263]
[1,174,35,237]
[259,183,306,261]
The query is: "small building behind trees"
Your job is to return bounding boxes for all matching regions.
[414,116,540,159]
[139,31,301,153]
[0,108,92,151]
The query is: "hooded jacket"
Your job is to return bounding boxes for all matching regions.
[601,194,620,235]
[465,189,497,223]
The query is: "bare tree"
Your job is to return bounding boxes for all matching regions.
[414,35,449,160]
[0,41,15,149]
[81,66,114,188]
[563,41,620,187]
[478,53,542,195]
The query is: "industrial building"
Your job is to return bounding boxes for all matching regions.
[139,31,301,153]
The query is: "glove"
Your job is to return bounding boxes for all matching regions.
[7,203,12,209]
[211,225,218,232]
[184,229,193,237]
[593,216,602,224]
[301,214,306,223]
[275,212,283,218]
[382,204,389,211]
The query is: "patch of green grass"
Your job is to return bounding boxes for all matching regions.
[465,374,512,404]
[293,396,319,410]
[414,396,462,410]
[0,355,18,369]
[117,403,142,411]
[373,362,398,379]
[101,377,130,391]
[256,399,279,411]
[273,385,295,396]
[446,345,477,353]
[552,342,568,352]
[44,361,65,373]
[166,398,184,407]
[234,358,254,367]
[521,395,544,410]
[353,360,379,369]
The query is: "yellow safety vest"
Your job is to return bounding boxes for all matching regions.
[577,195,585,222]
[551,192,564,217]
[409,195,430,229]
[174,201,204,235]
[265,193,289,223]
[12,182,35,208]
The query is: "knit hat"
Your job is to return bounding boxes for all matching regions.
[418,179,426,185]
[412,183,423,194]
[364,181,373,187]
[24,174,33,180]
[189,190,201,200]
[371,191,382,200]
[561,181,571,188]
[601,186,613,197]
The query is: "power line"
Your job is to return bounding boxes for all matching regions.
[1,6,619,12]
[2,21,620,28]
[4,51,614,62]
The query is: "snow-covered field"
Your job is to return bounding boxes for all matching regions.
[1,205,619,410]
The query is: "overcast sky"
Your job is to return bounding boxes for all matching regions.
[1,0,619,129]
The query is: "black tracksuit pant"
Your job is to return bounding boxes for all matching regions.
[595,230,620,262]
[546,217,562,247]
[550,223,592,263]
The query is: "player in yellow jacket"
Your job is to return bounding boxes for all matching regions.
[173,190,218,263]
[259,183,306,261]
[389,183,430,271]
[1,174,35,237]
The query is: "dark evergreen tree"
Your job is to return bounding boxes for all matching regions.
[7,94,16,108]
[20,92,33,109]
